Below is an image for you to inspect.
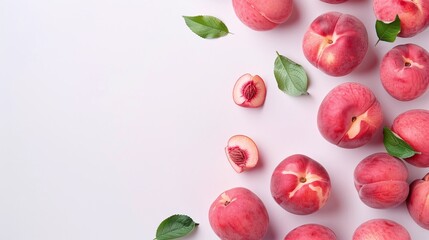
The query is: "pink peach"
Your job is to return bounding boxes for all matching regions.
[209,187,269,240]
[380,43,429,101]
[354,152,409,208]
[353,219,411,240]
[391,109,429,167]
[407,172,429,230]
[302,12,368,76]
[317,82,383,148]
[270,154,331,215]
[284,224,336,240]
[373,0,429,37]
[232,0,293,31]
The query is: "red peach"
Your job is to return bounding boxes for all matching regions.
[317,82,384,148]
[208,187,269,240]
[302,12,368,76]
[354,152,409,209]
[352,219,411,240]
[391,109,429,167]
[284,223,337,240]
[232,73,267,108]
[321,0,347,3]
[270,154,331,215]
[232,0,293,31]
[373,0,429,37]
[407,172,429,230]
[380,43,429,101]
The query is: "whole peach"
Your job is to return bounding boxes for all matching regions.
[380,43,429,101]
[373,0,429,37]
[232,0,293,31]
[284,224,337,240]
[354,152,409,208]
[321,0,347,3]
[270,154,331,215]
[391,109,429,167]
[302,12,368,76]
[407,172,429,229]
[208,187,269,240]
[317,82,383,148]
[352,219,411,240]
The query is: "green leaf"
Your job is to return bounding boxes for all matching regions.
[375,15,401,45]
[383,127,419,159]
[154,214,198,240]
[183,15,230,39]
[274,51,309,96]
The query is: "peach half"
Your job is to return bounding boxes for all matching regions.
[233,73,267,108]
[225,135,259,173]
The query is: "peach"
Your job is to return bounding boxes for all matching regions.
[380,43,429,101]
[233,73,267,108]
[232,0,293,31]
[407,172,429,229]
[284,224,337,240]
[225,135,259,173]
[208,187,269,240]
[321,0,347,3]
[352,219,411,240]
[317,82,383,148]
[302,12,368,76]
[391,109,429,167]
[354,152,409,209]
[373,0,429,37]
[270,154,331,215]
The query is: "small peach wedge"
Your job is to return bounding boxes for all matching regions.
[233,73,267,108]
[225,135,259,173]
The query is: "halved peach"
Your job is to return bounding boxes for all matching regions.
[225,135,259,173]
[233,74,267,108]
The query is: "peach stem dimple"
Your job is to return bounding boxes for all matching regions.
[299,177,307,183]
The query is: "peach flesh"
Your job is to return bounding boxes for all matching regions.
[391,109,429,167]
[208,187,269,240]
[233,74,267,108]
[352,219,411,240]
[373,0,429,37]
[302,12,368,76]
[380,43,429,101]
[317,82,383,148]
[354,152,409,209]
[270,154,331,215]
[225,135,259,173]
[407,172,429,230]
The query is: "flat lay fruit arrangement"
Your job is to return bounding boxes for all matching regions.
[153,0,429,239]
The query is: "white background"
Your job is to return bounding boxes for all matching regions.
[1,0,429,239]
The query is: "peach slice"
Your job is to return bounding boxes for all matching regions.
[233,73,267,108]
[225,135,259,173]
